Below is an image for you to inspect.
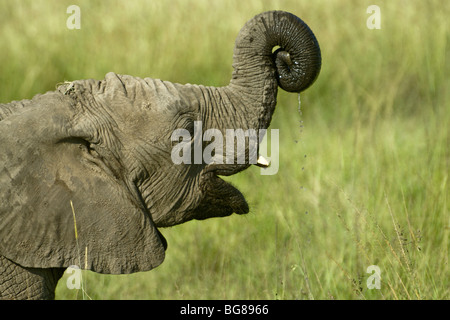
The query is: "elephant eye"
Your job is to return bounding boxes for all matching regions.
[174,112,197,137]
[170,116,196,149]
[185,120,195,138]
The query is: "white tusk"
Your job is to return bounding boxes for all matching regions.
[256,155,270,168]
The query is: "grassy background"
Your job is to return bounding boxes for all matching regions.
[1,0,448,299]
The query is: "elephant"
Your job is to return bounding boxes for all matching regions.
[0,10,321,299]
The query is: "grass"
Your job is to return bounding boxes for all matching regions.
[0,0,448,299]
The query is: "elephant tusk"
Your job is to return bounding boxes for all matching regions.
[255,155,270,168]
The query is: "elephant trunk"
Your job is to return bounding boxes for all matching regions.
[226,10,321,130]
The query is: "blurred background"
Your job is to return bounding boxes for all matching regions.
[1,0,448,299]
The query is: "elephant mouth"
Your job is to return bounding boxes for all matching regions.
[196,154,270,219]
[195,163,252,220]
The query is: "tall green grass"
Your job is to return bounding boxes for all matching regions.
[1,0,447,299]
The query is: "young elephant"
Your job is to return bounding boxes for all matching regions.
[0,10,321,299]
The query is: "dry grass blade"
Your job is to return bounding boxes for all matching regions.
[70,200,92,300]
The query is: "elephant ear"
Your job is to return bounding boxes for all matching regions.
[0,91,166,274]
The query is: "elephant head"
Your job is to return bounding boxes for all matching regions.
[0,11,320,277]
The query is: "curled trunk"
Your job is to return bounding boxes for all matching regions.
[199,11,321,216]
[226,10,321,130]
[205,11,321,176]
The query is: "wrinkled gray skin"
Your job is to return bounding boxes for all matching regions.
[0,11,321,299]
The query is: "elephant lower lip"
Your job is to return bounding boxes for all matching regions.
[199,169,249,218]
[214,174,249,215]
